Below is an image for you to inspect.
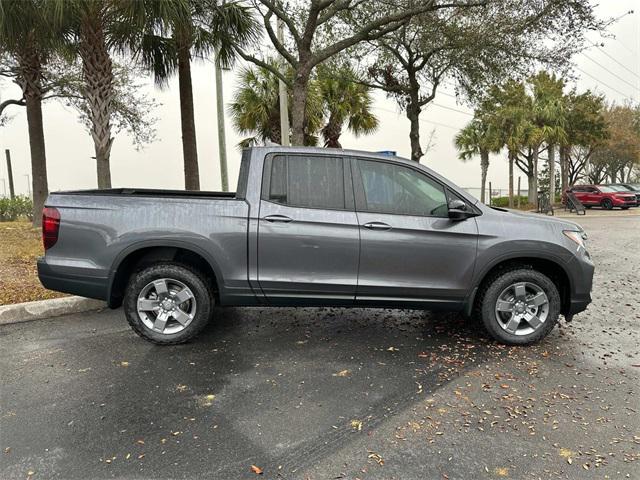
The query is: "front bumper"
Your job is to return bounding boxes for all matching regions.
[564,251,595,316]
[37,257,109,301]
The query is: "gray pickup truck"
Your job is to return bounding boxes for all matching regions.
[38,147,594,345]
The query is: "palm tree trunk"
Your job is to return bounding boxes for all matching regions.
[79,13,114,189]
[291,65,311,146]
[508,149,514,208]
[480,149,489,204]
[16,39,48,227]
[560,145,569,191]
[25,94,48,227]
[177,45,200,190]
[529,146,539,208]
[322,114,342,148]
[548,144,555,203]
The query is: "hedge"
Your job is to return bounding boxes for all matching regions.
[0,196,34,222]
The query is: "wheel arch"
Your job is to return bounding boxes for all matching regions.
[468,255,572,316]
[107,241,222,308]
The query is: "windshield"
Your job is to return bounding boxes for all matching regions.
[610,185,630,192]
[599,186,616,193]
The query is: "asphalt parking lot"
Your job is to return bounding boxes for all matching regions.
[1,214,639,479]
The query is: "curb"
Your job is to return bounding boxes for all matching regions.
[0,296,107,325]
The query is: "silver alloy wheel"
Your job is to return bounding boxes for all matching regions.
[494,282,549,336]
[136,278,197,335]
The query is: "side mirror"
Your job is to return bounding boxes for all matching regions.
[448,199,471,221]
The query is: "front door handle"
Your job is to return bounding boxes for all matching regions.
[263,214,293,223]
[363,221,392,231]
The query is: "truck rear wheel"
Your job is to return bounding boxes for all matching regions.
[477,268,560,345]
[124,263,213,345]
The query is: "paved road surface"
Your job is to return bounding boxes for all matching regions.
[1,215,638,479]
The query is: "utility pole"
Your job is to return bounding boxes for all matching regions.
[215,0,229,191]
[5,149,15,199]
[277,17,290,146]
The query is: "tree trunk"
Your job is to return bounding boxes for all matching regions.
[529,146,539,208]
[548,144,555,203]
[24,94,48,227]
[560,145,569,192]
[290,67,311,146]
[15,39,48,227]
[508,149,514,208]
[322,114,342,148]
[177,45,200,190]
[79,13,114,189]
[480,149,489,204]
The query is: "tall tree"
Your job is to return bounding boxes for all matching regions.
[455,116,500,204]
[127,0,258,189]
[316,63,378,148]
[240,0,485,146]
[0,0,54,226]
[51,0,125,188]
[362,0,605,162]
[591,103,640,183]
[481,81,532,207]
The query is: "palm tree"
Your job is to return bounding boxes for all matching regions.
[455,117,499,204]
[316,64,378,148]
[0,0,53,226]
[127,0,258,190]
[481,81,532,208]
[50,0,127,188]
[229,60,323,148]
[529,72,567,205]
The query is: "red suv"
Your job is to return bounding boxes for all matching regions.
[567,184,637,209]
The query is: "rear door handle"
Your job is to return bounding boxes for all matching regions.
[263,214,293,223]
[363,221,392,231]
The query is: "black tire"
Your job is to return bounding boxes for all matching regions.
[476,267,560,345]
[601,198,613,210]
[124,263,213,345]
[621,206,629,210]
[585,205,592,209]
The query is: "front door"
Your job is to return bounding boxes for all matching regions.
[257,153,359,305]
[351,158,479,308]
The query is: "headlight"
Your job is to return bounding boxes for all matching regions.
[563,230,587,250]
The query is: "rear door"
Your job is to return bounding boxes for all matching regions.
[351,157,478,307]
[257,153,359,305]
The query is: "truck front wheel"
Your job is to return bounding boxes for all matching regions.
[123,263,213,345]
[477,268,560,345]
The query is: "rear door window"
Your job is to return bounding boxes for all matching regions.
[265,155,347,210]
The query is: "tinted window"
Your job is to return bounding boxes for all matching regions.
[267,155,346,209]
[356,160,448,217]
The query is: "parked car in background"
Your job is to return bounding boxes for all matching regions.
[38,147,594,346]
[566,184,637,209]
[606,184,640,206]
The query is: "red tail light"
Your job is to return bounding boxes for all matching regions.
[42,207,60,250]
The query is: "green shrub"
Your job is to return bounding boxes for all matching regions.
[490,196,530,208]
[0,196,34,222]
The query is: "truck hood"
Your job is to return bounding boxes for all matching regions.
[490,207,584,231]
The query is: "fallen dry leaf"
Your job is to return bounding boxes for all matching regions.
[250,465,263,475]
[333,369,351,377]
[351,419,363,431]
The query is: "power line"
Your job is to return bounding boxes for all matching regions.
[575,66,636,100]
[582,52,640,92]
[588,41,640,80]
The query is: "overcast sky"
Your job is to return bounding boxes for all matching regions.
[0,1,638,198]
